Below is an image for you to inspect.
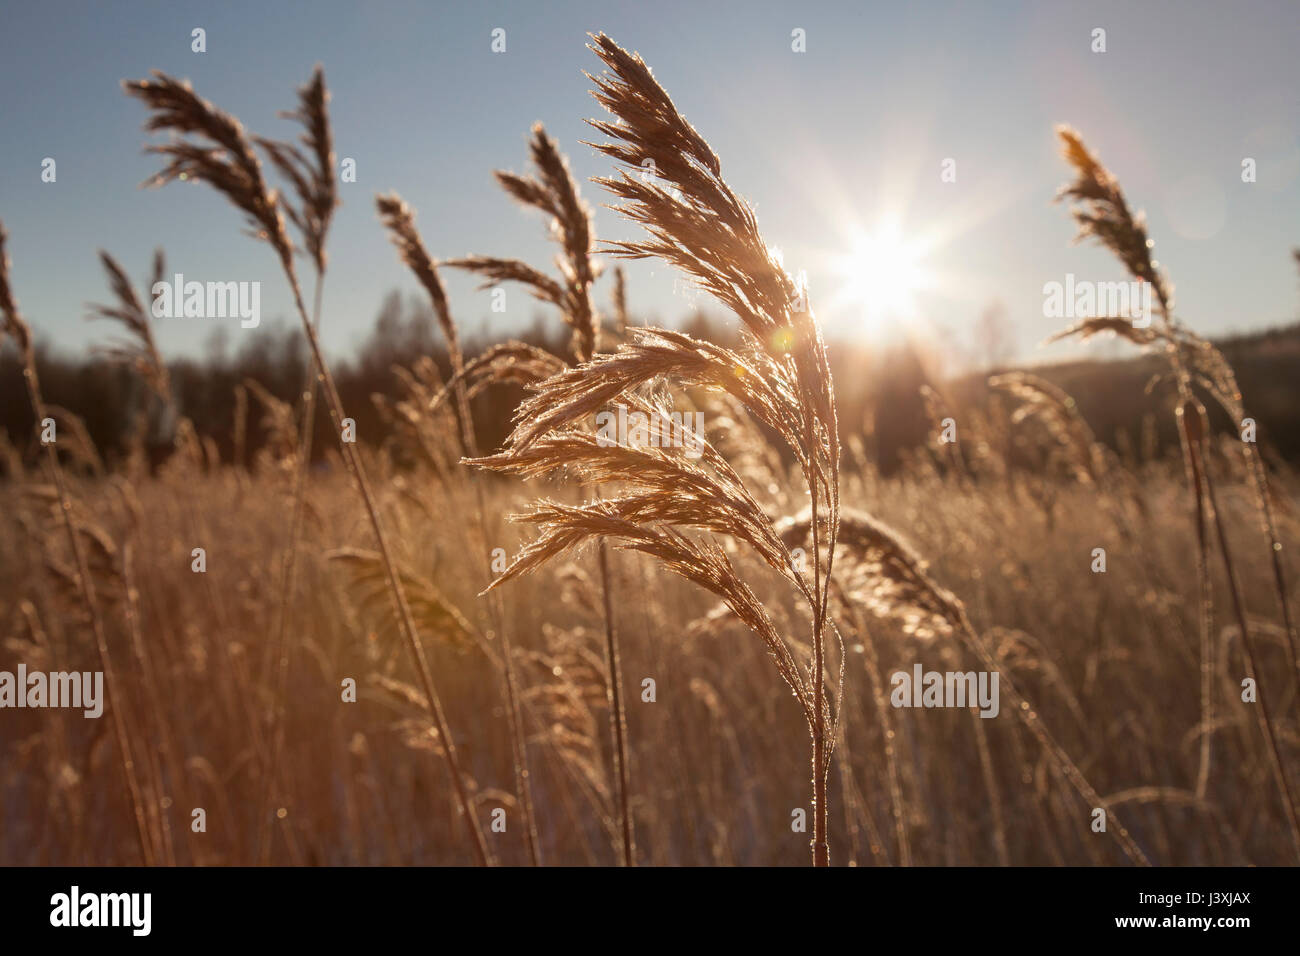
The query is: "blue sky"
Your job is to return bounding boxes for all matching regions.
[1,0,1297,366]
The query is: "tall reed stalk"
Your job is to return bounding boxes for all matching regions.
[442,123,637,864]
[469,35,841,865]
[1052,127,1300,858]
[124,72,492,866]
[376,193,542,866]
[248,65,340,866]
[0,222,155,866]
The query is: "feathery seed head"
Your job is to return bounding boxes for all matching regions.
[1054,126,1173,319]
[125,71,296,275]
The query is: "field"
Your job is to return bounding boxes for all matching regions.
[2,440,1298,865]
[2,32,1299,868]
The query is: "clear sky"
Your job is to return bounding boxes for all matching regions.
[1,0,1297,366]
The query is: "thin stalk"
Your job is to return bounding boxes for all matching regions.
[806,414,830,867]
[122,543,192,865]
[1242,444,1300,694]
[969,705,1010,866]
[257,272,324,864]
[829,585,907,865]
[284,269,493,866]
[598,540,635,865]
[1200,460,1300,860]
[15,347,154,865]
[441,314,541,867]
[471,489,540,866]
[1181,418,1215,798]
[857,617,910,865]
[950,605,1151,865]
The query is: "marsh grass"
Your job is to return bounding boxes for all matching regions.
[1053,128,1300,859]
[124,70,492,865]
[1,36,1297,872]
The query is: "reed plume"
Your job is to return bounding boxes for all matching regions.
[988,373,1108,487]
[471,34,841,865]
[251,65,341,865]
[610,266,629,339]
[443,121,636,864]
[377,192,542,865]
[446,124,600,364]
[86,249,172,405]
[254,65,337,277]
[1053,126,1300,856]
[125,71,492,866]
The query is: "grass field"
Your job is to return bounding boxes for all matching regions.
[2,32,1298,868]
[2,440,1298,865]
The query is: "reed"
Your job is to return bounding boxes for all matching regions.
[377,192,542,866]
[1053,127,1300,858]
[1,221,155,865]
[443,122,638,865]
[469,34,842,865]
[251,65,340,866]
[124,71,492,866]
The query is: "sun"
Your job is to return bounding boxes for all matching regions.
[831,221,933,328]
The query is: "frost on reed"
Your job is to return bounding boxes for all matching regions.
[470,34,842,865]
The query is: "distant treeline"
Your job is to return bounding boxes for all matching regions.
[3,289,1299,476]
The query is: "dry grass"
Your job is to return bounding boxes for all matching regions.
[1052,126,1300,856]
[1,37,1298,869]
[4,450,1298,864]
[124,67,491,865]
